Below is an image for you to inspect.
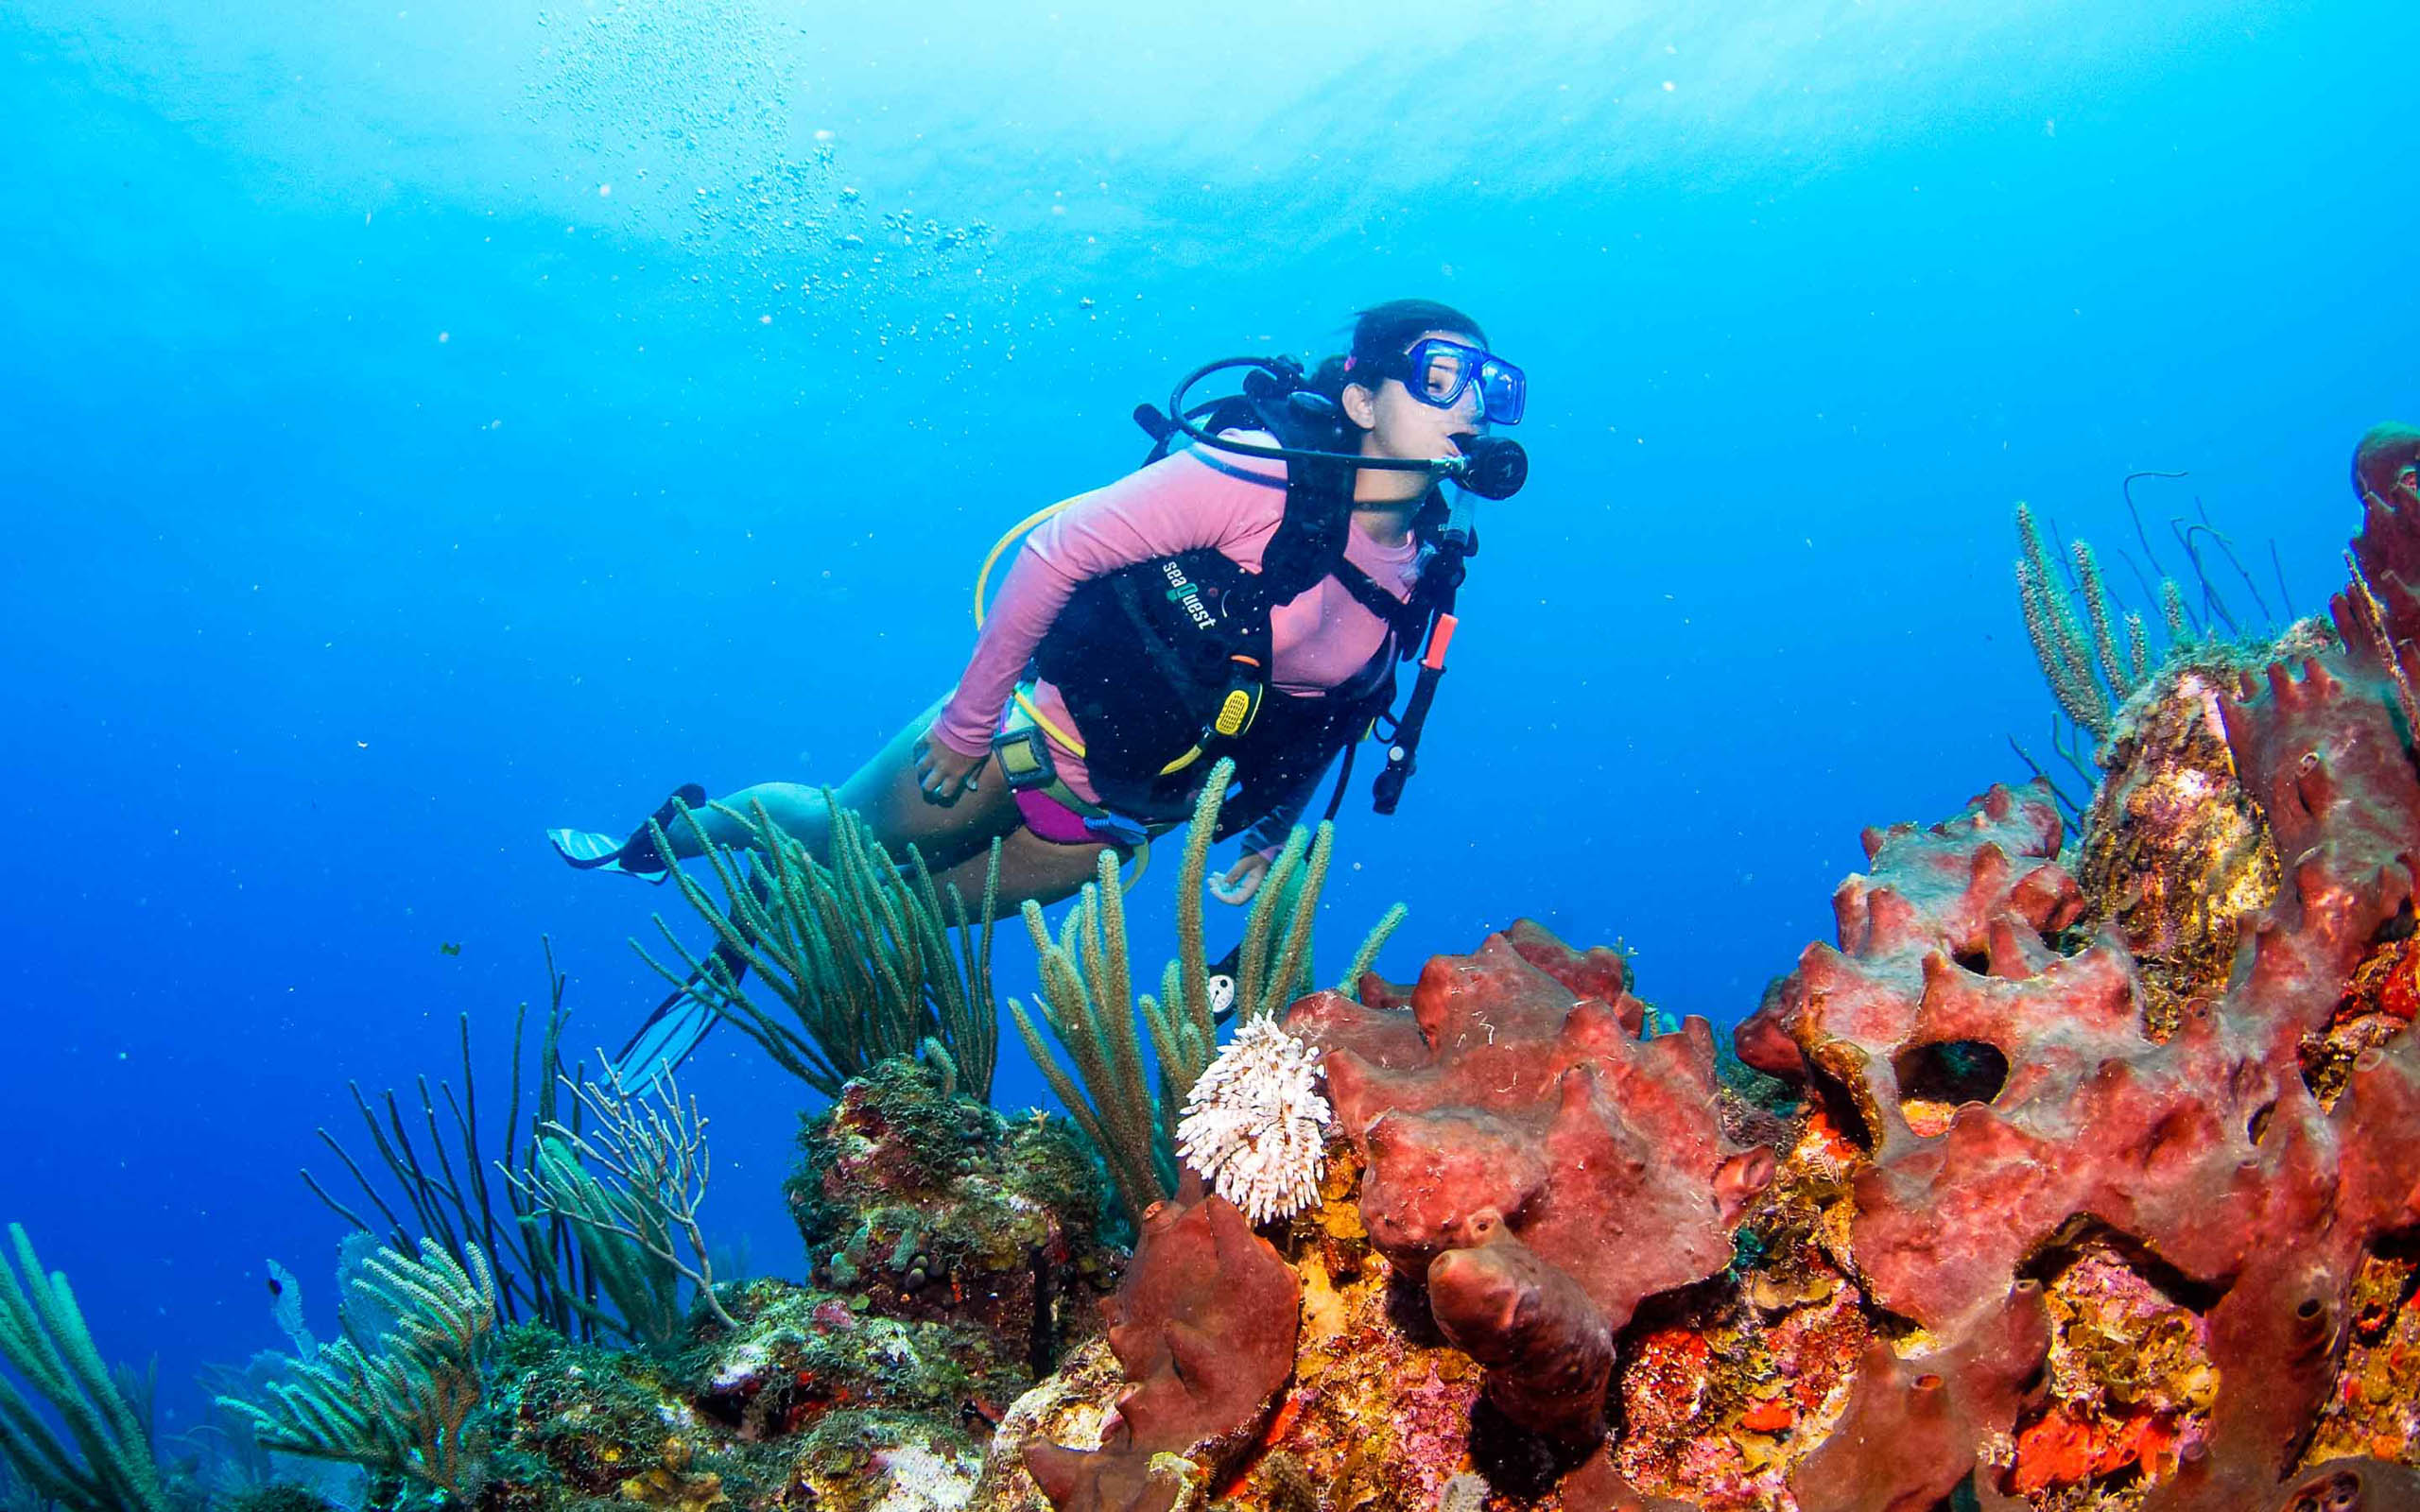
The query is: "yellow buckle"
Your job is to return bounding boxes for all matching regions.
[1214,688,1254,737]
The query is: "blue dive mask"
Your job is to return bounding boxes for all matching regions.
[1379,337,1527,426]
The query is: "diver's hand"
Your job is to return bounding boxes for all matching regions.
[914,734,986,804]
[1209,851,1270,906]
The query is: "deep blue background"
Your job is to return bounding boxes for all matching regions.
[3,0,2413,1436]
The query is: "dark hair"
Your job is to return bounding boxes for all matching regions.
[1310,298,1490,409]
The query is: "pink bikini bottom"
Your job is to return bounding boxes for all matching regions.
[1013,787,1098,846]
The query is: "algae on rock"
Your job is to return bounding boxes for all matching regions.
[787,1058,1116,1378]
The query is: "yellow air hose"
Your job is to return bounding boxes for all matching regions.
[974,498,1092,755]
[975,495,1150,891]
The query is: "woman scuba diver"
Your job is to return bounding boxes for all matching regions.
[550,298,1527,1071]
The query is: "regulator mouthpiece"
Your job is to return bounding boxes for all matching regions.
[1450,435,1528,500]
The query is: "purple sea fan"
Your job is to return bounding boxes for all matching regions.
[1176,1018,1331,1226]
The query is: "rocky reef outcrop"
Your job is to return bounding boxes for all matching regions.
[1723,478,2420,1510]
[1007,1181,1302,1512]
[1296,923,1774,1452]
[463,1058,1115,1512]
[788,1057,1120,1379]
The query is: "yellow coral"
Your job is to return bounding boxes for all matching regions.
[2075,665,2280,1041]
[619,1439,728,1512]
[1140,1452,1207,1510]
[2304,1248,2420,1468]
[617,1469,727,1512]
[2011,1240,2216,1510]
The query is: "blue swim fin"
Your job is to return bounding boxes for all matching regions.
[547,783,708,885]
[610,856,771,1086]
[547,826,671,883]
[612,951,739,1087]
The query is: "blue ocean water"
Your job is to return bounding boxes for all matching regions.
[1,0,2412,1446]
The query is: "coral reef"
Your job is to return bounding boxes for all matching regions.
[224,1489,340,1512]
[2068,656,2283,1040]
[324,1058,1106,1512]
[952,429,2420,1512]
[2303,1236,2420,1469]
[55,429,2420,1512]
[2271,1456,2420,1511]
[1290,921,1774,1448]
[1231,1146,1488,1511]
[999,1181,1301,1512]
[474,1291,1004,1511]
[976,1144,1484,1512]
[965,922,1790,1512]
[787,1057,1118,1376]
[1726,476,2420,1508]
[222,1238,499,1498]
[1010,763,1399,1228]
[1606,1261,1871,1509]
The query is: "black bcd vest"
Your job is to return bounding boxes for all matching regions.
[1030,391,1436,833]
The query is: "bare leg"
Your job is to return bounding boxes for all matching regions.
[928,827,1140,920]
[651,695,1024,876]
[632,693,1164,922]
[827,696,1027,873]
[652,781,831,856]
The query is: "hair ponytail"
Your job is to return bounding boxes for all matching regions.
[1308,352,1356,406]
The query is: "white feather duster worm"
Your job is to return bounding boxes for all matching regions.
[1175,1017,1331,1226]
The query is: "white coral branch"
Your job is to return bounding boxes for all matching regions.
[1175,1019,1330,1226]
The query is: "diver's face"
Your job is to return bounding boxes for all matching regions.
[1349,328,1488,465]
[2399,460,2420,507]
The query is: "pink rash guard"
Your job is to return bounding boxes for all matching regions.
[935,432,1420,853]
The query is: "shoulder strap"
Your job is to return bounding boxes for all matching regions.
[1241,391,1357,610]
[1330,556,1426,643]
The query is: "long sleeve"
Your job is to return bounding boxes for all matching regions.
[930,442,1288,758]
